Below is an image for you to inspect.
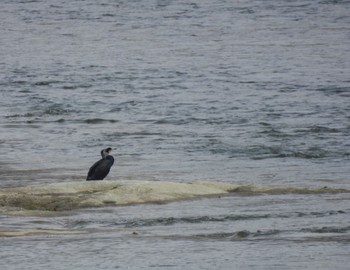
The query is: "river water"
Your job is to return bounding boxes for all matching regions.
[1,0,350,269]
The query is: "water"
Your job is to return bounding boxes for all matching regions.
[1,0,350,269]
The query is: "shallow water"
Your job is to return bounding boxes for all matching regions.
[1,189,350,269]
[1,0,350,269]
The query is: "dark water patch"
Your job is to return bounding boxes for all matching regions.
[104,131,163,139]
[1,123,41,129]
[154,117,197,125]
[280,146,328,159]
[108,107,122,112]
[120,209,348,228]
[296,125,342,134]
[5,113,36,119]
[316,86,350,97]
[154,118,190,125]
[108,101,138,112]
[5,104,75,120]
[83,118,118,124]
[302,225,350,234]
[43,104,72,116]
[229,185,350,195]
[258,127,289,139]
[185,138,332,160]
[102,13,115,17]
[193,231,252,240]
[185,138,240,157]
[295,210,347,218]
[320,0,350,5]
[19,89,32,93]
[64,220,94,229]
[7,80,28,85]
[190,229,281,241]
[162,229,340,242]
[151,112,249,127]
[248,145,328,160]
[62,84,93,90]
[165,227,350,243]
[236,8,256,15]
[125,214,271,228]
[33,80,61,86]
[259,122,271,127]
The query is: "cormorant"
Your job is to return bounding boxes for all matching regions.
[86,147,114,181]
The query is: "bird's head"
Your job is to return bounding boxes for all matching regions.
[101,147,113,158]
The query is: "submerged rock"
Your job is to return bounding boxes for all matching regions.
[0,180,348,213]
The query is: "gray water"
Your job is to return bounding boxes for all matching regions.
[1,0,350,269]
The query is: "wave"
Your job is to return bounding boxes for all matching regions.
[5,103,74,119]
[166,226,350,242]
[120,210,348,228]
[0,181,349,214]
[3,225,349,239]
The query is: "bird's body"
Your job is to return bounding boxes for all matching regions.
[86,148,114,181]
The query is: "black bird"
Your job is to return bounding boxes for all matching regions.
[86,147,114,181]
